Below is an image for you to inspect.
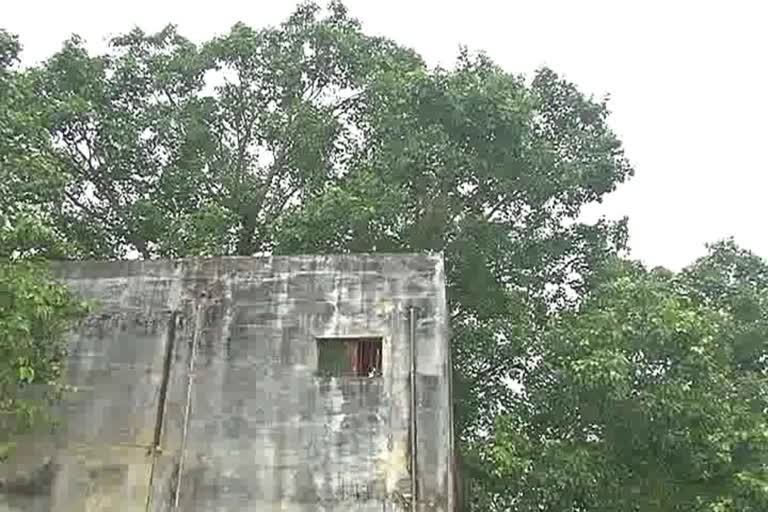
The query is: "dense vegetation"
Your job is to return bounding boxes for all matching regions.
[1,3,766,509]
[1,29,88,459]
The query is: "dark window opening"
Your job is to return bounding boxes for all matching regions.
[317,337,382,377]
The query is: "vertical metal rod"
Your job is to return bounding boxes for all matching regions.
[409,305,418,511]
[152,311,178,450]
[145,311,178,511]
[173,297,205,510]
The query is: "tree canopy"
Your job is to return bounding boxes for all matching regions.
[2,2,632,443]
[485,241,768,511]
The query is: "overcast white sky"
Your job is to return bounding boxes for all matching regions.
[4,0,766,270]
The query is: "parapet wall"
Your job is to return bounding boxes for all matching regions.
[0,254,453,512]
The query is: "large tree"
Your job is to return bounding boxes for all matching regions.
[28,2,426,258]
[4,2,634,503]
[488,241,768,511]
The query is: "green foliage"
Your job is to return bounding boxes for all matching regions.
[0,260,89,459]
[1,28,91,459]
[4,5,633,470]
[487,244,768,511]
[0,30,21,70]
[0,28,74,260]
[16,3,423,259]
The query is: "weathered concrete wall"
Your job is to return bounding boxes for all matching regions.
[0,254,452,512]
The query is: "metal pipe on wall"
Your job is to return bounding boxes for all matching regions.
[145,311,178,511]
[173,293,206,510]
[409,305,418,511]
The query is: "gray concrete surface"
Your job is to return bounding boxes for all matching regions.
[0,255,453,511]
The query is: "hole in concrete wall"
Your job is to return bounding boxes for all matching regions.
[316,337,382,377]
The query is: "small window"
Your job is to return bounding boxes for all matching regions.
[316,337,382,377]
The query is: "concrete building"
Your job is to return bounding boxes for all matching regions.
[0,254,454,511]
